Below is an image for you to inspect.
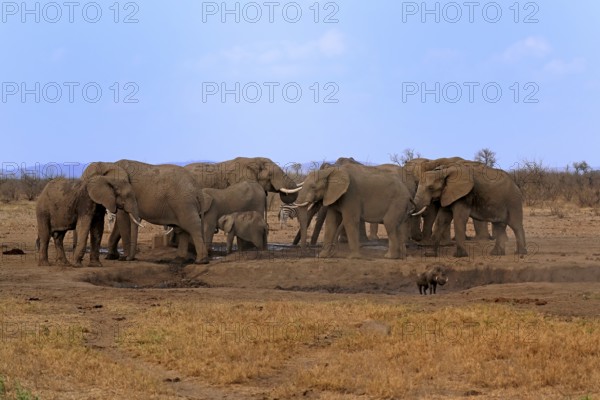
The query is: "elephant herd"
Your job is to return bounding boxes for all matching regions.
[36,156,527,267]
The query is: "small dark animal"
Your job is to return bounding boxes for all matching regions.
[417,266,448,295]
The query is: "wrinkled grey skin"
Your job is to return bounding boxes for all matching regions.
[413,162,527,258]
[217,211,268,254]
[85,160,210,265]
[185,157,300,203]
[36,176,139,267]
[201,181,266,253]
[416,266,448,295]
[296,163,413,259]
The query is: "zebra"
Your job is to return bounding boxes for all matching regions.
[278,204,298,229]
[106,211,116,232]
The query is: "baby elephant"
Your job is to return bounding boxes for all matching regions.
[417,266,448,295]
[217,211,268,254]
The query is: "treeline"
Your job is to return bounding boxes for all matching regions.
[511,162,600,208]
[1,162,599,208]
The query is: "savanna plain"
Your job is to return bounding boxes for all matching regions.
[0,197,599,399]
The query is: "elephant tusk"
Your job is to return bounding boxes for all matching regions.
[296,181,304,186]
[308,202,316,211]
[164,227,173,236]
[129,213,145,228]
[293,201,311,207]
[280,186,302,194]
[412,206,428,217]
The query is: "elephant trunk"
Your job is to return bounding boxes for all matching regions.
[296,205,310,248]
[126,205,141,261]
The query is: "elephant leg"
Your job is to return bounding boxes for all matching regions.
[115,210,133,260]
[421,204,438,244]
[490,222,508,256]
[294,202,320,246]
[54,232,71,266]
[342,212,362,259]
[88,210,104,267]
[409,216,423,242]
[430,209,452,257]
[237,237,254,251]
[74,215,92,267]
[358,222,368,243]
[451,204,470,257]
[105,222,122,260]
[383,218,406,260]
[511,224,527,255]
[179,217,209,264]
[473,220,492,241]
[320,209,342,258]
[338,225,348,243]
[311,205,327,245]
[174,231,194,262]
[203,217,217,255]
[225,231,235,254]
[37,222,51,267]
[368,223,379,241]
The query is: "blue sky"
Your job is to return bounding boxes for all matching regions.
[1,1,599,174]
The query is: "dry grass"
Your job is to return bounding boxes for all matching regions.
[0,299,174,400]
[120,300,600,398]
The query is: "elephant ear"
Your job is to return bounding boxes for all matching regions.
[323,168,350,206]
[87,176,117,213]
[200,191,213,214]
[440,165,474,207]
[219,215,234,233]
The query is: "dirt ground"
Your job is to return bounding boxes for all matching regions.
[0,201,599,399]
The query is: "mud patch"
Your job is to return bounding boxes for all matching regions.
[83,265,213,289]
[84,261,600,295]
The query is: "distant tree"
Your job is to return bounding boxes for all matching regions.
[291,163,302,177]
[572,161,591,175]
[474,148,497,167]
[20,174,44,201]
[390,148,421,166]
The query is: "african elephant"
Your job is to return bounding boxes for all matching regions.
[404,157,493,243]
[218,211,268,254]
[293,158,421,245]
[185,157,301,203]
[36,176,140,267]
[201,181,266,252]
[83,160,210,264]
[412,163,527,257]
[295,164,413,259]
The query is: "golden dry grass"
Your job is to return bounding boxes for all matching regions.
[120,300,600,398]
[0,299,175,400]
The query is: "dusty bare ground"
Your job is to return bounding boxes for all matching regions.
[0,201,599,399]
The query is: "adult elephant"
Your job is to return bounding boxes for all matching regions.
[293,158,421,245]
[412,163,527,257]
[200,181,266,252]
[36,175,140,267]
[185,157,300,203]
[404,157,493,243]
[83,160,210,264]
[295,163,413,259]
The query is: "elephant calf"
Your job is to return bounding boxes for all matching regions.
[217,211,268,254]
[417,266,448,295]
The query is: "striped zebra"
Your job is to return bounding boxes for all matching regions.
[106,211,116,232]
[278,204,298,229]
